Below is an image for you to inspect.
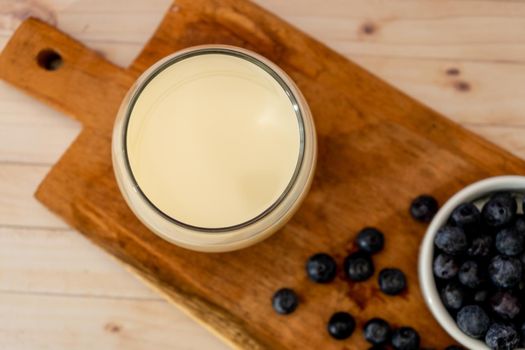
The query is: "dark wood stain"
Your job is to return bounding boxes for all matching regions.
[104,323,121,333]
[446,67,460,76]
[361,21,377,35]
[454,80,471,92]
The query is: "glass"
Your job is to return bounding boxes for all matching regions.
[112,45,317,252]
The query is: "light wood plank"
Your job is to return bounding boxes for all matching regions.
[55,0,171,13]
[254,0,525,63]
[0,292,228,350]
[350,55,525,127]
[3,0,525,64]
[0,163,67,228]
[0,0,170,66]
[0,82,80,164]
[0,226,159,299]
[468,124,525,161]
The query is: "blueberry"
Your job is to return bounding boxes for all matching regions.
[467,234,493,258]
[518,279,525,291]
[356,227,384,254]
[433,253,459,280]
[482,192,517,228]
[390,327,420,350]
[496,227,524,256]
[410,195,439,222]
[378,268,406,296]
[520,251,525,266]
[434,226,468,255]
[327,312,355,340]
[520,323,525,347]
[515,215,525,235]
[474,289,490,303]
[490,291,521,320]
[305,253,337,283]
[344,252,374,282]
[456,305,490,338]
[440,281,465,310]
[271,288,298,315]
[458,260,484,289]
[488,255,522,289]
[451,202,481,230]
[485,323,519,350]
[363,318,390,345]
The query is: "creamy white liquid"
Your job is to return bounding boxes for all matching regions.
[126,53,301,229]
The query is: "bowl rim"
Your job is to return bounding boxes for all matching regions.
[418,175,525,349]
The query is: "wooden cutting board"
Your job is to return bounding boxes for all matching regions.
[1,0,524,348]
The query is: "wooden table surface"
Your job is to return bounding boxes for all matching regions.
[0,0,524,349]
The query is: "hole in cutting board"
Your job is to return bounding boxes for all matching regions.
[36,49,63,71]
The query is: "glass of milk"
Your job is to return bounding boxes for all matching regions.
[112,45,317,252]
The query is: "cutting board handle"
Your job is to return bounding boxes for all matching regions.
[0,18,133,128]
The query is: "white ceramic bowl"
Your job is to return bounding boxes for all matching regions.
[419,175,525,349]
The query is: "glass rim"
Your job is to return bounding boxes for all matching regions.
[120,46,307,233]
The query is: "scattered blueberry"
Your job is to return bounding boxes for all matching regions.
[440,282,465,310]
[456,305,490,339]
[344,252,374,282]
[490,291,521,320]
[363,318,390,345]
[327,312,355,340]
[390,327,420,350]
[482,192,517,228]
[356,227,384,254]
[433,253,460,280]
[496,227,524,257]
[378,268,406,295]
[305,253,337,283]
[458,260,484,289]
[434,226,468,255]
[271,288,298,315]
[410,195,439,222]
[488,255,522,289]
[271,190,525,346]
[485,323,519,350]
[467,234,493,258]
[451,202,481,231]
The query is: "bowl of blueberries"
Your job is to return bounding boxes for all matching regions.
[419,176,525,350]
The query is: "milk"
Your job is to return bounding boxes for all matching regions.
[126,53,302,229]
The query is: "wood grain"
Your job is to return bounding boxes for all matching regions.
[0,292,226,350]
[0,163,66,228]
[256,0,525,63]
[0,226,157,298]
[1,0,524,350]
